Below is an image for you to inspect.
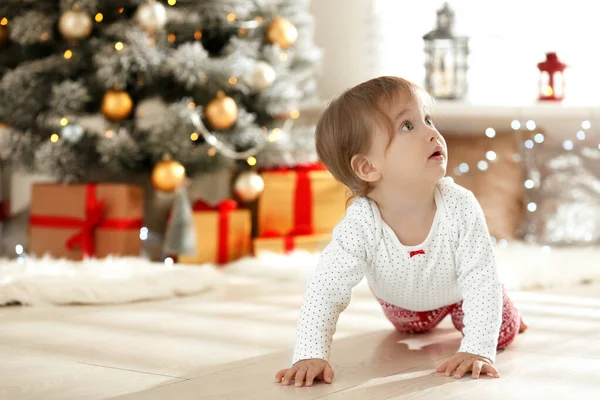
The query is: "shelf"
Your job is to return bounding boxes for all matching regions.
[301,100,600,143]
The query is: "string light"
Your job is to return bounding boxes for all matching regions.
[229,77,238,85]
[534,133,545,143]
[563,140,573,151]
[582,120,591,130]
[524,179,535,189]
[227,13,236,22]
[208,147,217,156]
[524,140,534,149]
[64,50,73,59]
[15,244,23,255]
[60,118,69,126]
[139,227,148,241]
[40,32,50,41]
[290,110,300,119]
[105,129,114,138]
[115,42,124,51]
[477,160,489,171]
[194,30,202,40]
[485,151,497,161]
[50,133,59,142]
[168,33,176,43]
[95,13,103,22]
[255,16,264,24]
[188,102,196,110]
[485,127,496,138]
[576,130,586,140]
[279,53,288,61]
[190,132,199,141]
[168,0,177,5]
[458,162,469,173]
[268,131,279,142]
[510,120,521,130]
[118,8,124,14]
[247,156,257,166]
[0,18,8,26]
[526,120,536,131]
[164,257,174,266]
[527,202,537,212]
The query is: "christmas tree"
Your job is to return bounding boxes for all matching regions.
[0,0,321,188]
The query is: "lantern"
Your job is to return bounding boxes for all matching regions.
[423,2,469,100]
[537,52,567,102]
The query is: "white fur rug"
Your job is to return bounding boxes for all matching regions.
[1,243,599,306]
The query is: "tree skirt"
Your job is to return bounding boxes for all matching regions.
[1,243,599,306]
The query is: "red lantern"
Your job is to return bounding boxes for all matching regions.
[537,52,567,102]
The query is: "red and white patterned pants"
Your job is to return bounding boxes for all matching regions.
[376,286,520,349]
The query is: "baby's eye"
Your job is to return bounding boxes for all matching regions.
[401,122,414,132]
[425,116,434,126]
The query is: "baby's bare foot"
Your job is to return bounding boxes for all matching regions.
[518,316,528,333]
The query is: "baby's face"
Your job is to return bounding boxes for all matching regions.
[368,97,447,188]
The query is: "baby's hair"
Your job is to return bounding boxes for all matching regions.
[315,76,433,201]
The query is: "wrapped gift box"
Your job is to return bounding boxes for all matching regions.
[258,164,348,236]
[29,183,144,260]
[253,233,331,257]
[178,199,252,265]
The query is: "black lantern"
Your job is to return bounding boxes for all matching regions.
[423,3,469,100]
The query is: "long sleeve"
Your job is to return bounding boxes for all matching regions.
[454,191,503,363]
[291,199,374,364]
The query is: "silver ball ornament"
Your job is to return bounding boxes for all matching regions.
[248,61,276,91]
[135,1,168,32]
[58,10,93,41]
[234,171,265,203]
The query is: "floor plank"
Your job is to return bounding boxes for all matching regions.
[0,351,183,400]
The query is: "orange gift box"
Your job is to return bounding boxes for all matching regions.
[178,199,252,265]
[253,232,332,256]
[257,164,347,236]
[29,183,144,260]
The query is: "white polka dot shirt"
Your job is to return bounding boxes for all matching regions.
[292,178,503,364]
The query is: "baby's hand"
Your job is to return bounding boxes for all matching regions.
[275,359,334,387]
[436,352,499,379]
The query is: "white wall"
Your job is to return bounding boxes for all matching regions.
[309,0,376,101]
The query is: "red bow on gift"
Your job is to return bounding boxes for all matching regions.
[192,198,238,212]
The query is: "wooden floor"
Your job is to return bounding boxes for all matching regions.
[2,279,600,400]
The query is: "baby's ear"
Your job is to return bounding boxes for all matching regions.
[351,154,381,183]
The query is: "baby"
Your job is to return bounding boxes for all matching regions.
[275,76,527,387]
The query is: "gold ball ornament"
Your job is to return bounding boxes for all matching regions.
[205,91,238,130]
[266,17,298,49]
[59,9,93,41]
[101,90,134,122]
[135,0,168,32]
[152,156,186,192]
[0,25,9,48]
[233,171,265,203]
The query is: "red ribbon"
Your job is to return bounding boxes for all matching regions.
[0,200,9,221]
[192,199,238,265]
[261,230,295,254]
[262,163,325,236]
[29,184,143,258]
[260,162,326,173]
